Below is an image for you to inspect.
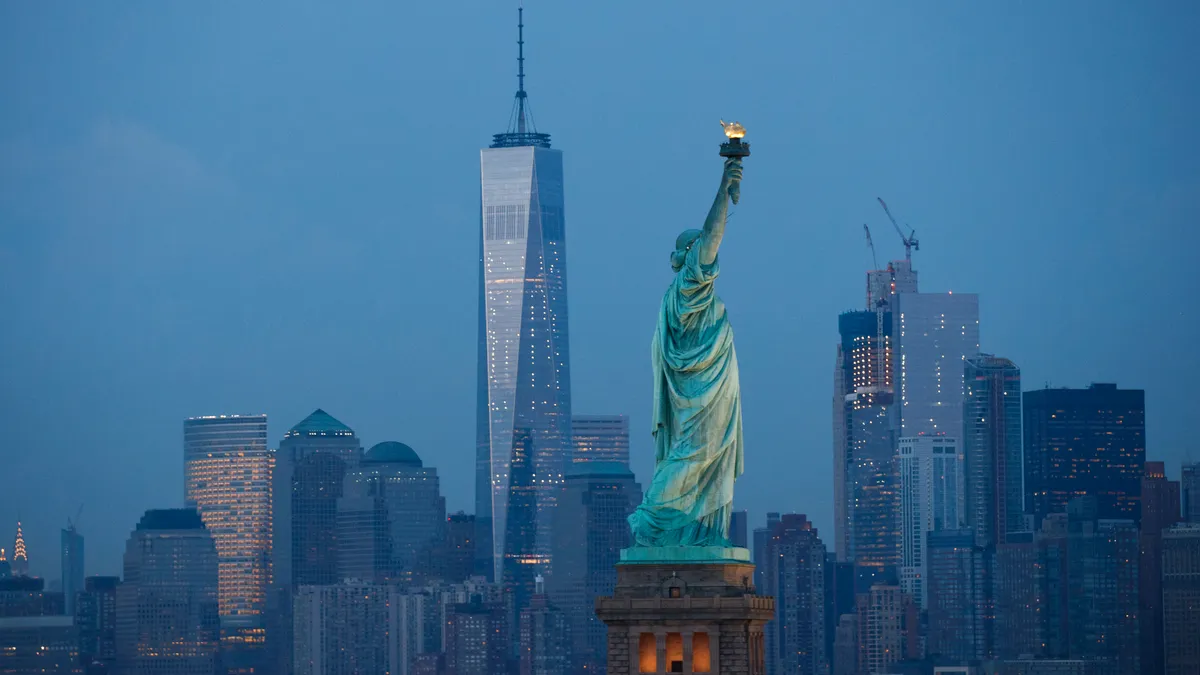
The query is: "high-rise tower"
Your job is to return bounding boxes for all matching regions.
[476,8,572,596]
[11,521,27,577]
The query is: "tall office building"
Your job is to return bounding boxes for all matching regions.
[519,577,570,675]
[1139,462,1180,675]
[730,509,749,549]
[893,291,980,439]
[754,512,782,592]
[77,576,119,675]
[337,441,445,585]
[1066,498,1139,675]
[427,513,477,586]
[116,508,220,675]
[273,409,361,587]
[570,415,629,466]
[925,529,991,662]
[182,413,272,670]
[549,462,640,674]
[445,597,511,675]
[1182,461,1200,523]
[61,522,84,615]
[1024,384,1145,525]
[762,514,828,675]
[898,435,963,607]
[836,310,900,585]
[270,409,361,675]
[11,521,28,577]
[1162,523,1200,675]
[292,583,399,675]
[476,8,572,588]
[963,354,1023,547]
[854,583,918,675]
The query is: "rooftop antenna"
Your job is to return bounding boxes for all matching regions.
[516,6,527,133]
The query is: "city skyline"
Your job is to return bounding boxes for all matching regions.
[2,2,1198,577]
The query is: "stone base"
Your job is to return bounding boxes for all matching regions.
[620,546,751,564]
[596,561,773,675]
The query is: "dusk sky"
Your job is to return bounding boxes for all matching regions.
[1,1,1197,577]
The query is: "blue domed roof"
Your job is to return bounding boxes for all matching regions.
[364,441,422,466]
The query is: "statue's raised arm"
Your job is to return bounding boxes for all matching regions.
[698,158,743,265]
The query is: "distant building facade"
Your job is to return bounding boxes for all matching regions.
[855,583,919,675]
[571,415,629,466]
[0,576,76,674]
[337,441,445,585]
[549,461,640,674]
[1066,498,1140,675]
[116,508,220,675]
[1023,384,1145,526]
[1139,461,1180,675]
[762,514,828,675]
[963,354,1023,547]
[76,576,118,675]
[519,577,570,675]
[293,583,396,675]
[1162,523,1200,675]
[925,529,991,661]
[445,597,511,675]
[61,523,84,616]
[1182,461,1200,523]
[898,435,963,607]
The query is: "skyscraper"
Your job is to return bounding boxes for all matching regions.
[270,409,362,675]
[476,8,572,588]
[1023,384,1146,525]
[754,512,782,592]
[116,508,220,675]
[898,435,963,607]
[61,521,84,615]
[836,310,900,586]
[925,528,991,662]
[518,576,570,675]
[854,583,919,675]
[963,354,1023,547]
[762,514,828,675]
[1139,462,1180,675]
[1162,523,1200,675]
[1182,461,1200,523]
[11,521,28,577]
[1066,498,1140,675]
[293,583,399,675]
[337,441,445,585]
[77,576,119,675]
[548,462,640,675]
[893,291,980,439]
[182,413,272,667]
[570,415,629,466]
[445,597,511,675]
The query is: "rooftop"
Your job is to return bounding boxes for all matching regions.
[285,408,354,438]
[364,441,423,467]
[136,508,205,531]
[566,461,634,479]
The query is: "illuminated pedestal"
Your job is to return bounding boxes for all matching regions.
[595,559,774,675]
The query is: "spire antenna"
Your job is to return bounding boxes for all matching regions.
[516,6,527,133]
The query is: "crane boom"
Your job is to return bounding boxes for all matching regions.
[863,224,879,270]
[877,197,920,261]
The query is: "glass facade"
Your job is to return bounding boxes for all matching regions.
[894,292,980,439]
[1023,384,1146,525]
[762,514,828,675]
[476,143,572,590]
[570,415,629,466]
[898,436,963,607]
[60,525,84,616]
[116,509,220,675]
[963,355,1023,547]
[183,414,272,630]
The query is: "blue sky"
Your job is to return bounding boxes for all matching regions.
[1,1,1197,576]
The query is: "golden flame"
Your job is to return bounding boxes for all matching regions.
[720,120,746,139]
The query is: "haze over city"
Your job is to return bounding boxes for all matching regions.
[2,0,1197,585]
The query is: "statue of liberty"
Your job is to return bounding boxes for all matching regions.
[627,149,745,550]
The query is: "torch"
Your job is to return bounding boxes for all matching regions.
[719,120,749,204]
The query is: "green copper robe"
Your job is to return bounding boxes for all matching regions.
[627,235,744,547]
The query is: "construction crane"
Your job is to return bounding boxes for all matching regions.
[877,197,919,262]
[863,224,879,270]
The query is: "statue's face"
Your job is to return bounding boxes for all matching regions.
[671,229,702,271]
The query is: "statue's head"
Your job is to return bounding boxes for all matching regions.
[671,229,702,272]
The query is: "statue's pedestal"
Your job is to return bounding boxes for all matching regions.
[595,554,773,675]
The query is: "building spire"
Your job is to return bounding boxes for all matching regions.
[516,6,526,133]
[12,520,27,576]
[491,6,551,148]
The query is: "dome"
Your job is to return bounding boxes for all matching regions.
[364,441,422,466]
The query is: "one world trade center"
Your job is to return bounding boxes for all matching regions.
[475,8,572,610]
